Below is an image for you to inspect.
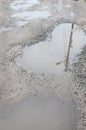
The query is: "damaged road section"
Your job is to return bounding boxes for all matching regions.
[16,23,86,75]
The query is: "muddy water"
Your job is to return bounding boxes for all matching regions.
[16,23,86,75]
[0,95,76,130]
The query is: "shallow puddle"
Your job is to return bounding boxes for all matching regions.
[0,27,12,33]
[0,95,76,130]
[10,0,50,27]
[10,0,39,10]
[16,23,86,75]
[12,11,50,20]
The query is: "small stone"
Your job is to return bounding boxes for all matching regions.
[81,113,86,119]
[82,122,86,127]
[34,94,37,97]
[74,91,78,95]
[84,100,86,104]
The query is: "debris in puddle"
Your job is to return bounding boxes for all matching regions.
[65,23,74,71]
[56,60,65,65]
[16,23,86,75]
[16,20,30,27]
[0,95,76,130]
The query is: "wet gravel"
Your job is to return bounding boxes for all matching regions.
[72,46,86,130]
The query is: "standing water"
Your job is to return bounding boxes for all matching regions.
[10,0,50,27]
[10,0,39,10]
[0,95,76,130]
[16,23,86,75]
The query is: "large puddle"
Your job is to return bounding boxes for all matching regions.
[0,95,76,130]
[16,23,86,75]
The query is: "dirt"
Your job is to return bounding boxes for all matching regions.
[72,47,86,130]
[0,0,86,130]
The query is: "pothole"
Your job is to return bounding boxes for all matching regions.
[0,95,76,130]
[16,23,86,75]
